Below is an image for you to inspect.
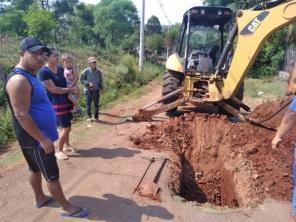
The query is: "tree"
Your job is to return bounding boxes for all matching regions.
[0,0,10,13]
[121,29,139,51]
[250,30,288,77]
[51,0,78,41]
[93,0,139,46]
[23,3,57,42]
[0,8,25,35]
[203,0,264,9]
[11,0,34,11]
[203,0,231,6]
[52,0,78,17]
[163,25,180,53]
[67,3,96,44]
[145,15,161,36]
[145,34,163,54]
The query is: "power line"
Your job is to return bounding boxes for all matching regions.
[156,0,171,26]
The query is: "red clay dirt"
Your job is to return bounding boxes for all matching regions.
[1,81,295,222]
[132,99,296,209]
[248,96,292,129]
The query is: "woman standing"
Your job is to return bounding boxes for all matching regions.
[39,48,78,160]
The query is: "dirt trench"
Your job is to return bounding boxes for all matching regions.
[132,99,296,208]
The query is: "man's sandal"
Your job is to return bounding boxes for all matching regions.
[34,197,55,208]
[60,206,89,218]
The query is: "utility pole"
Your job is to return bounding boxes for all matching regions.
[166,26,170,59]
[139,0,145,71]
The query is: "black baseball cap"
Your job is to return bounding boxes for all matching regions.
[20,37,50,54]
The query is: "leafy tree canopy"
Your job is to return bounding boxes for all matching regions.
[23,3,57,42]
[67,3,96,44]
[145,34,163,54]
[0,8,25,35]
[146,15,161,36]
[93,0,139,46]
[163,25,180,49]
[203,0,264,9]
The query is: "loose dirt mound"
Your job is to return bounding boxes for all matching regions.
[132,100,296,208]
[247,96,292,129]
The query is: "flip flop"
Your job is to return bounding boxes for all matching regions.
[60,207,89,218]
[34,197,55,208]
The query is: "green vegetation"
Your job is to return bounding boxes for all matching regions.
[93,0,139,47]
[0,149,22,168]
[244,77,287,99]
[0,37,163,148]
[23,3,57,42]
[0,0,168,148]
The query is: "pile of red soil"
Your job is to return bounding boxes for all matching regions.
[132,100,296,208]
[248,96,292,129]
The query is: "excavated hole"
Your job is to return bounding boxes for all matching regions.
[179,154,239,208]
[163,114,244,208]
[133,103,295,209]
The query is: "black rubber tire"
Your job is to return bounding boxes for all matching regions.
[162,71,184,115]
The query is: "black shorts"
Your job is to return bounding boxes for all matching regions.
[56,113,72,128]
[21,147,59,182]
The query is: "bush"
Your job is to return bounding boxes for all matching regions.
[0,109,14,148]
[0,64,13,109]
[119,54,137,83]
[138,62,162,85]
[249,30,287,78]
[0,65,15,148]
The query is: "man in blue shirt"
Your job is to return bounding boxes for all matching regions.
[5,37,88,218]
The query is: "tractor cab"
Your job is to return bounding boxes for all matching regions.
[175,6,234,74]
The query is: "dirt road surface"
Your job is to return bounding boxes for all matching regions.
[0,81,294,222]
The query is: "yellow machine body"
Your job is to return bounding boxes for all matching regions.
[222,1,296,99]
[166,1,296,102]
[134,1,296,121]
[165,53,184,73]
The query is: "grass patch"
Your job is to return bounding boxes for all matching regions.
[244,77,287,100]
[0,149,22,168]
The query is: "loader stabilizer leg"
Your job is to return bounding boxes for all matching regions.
[132,98,186,122]
[217,101,246,122]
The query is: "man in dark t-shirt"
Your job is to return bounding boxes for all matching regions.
[5,37,88,218]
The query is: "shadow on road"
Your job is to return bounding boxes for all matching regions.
[69,147,141,159]
[69,193,174,221]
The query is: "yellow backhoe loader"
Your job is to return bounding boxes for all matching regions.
[133,0,296,121]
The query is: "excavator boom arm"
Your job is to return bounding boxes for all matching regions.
[222,0,296,99]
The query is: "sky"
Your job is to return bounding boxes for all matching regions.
[81,0,203,25]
